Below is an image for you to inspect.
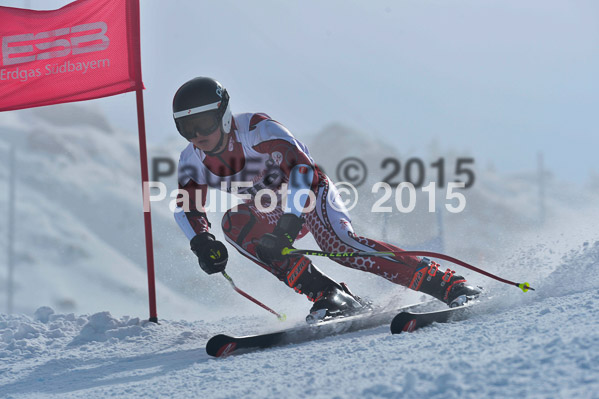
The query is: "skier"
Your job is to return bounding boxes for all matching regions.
[172,77,480,320]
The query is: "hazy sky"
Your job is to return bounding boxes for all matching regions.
[2,0,598,182]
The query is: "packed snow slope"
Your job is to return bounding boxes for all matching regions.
[1,239,598,399]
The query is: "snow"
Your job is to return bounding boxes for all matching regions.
[1,104,599,397]
[1,241,598,398]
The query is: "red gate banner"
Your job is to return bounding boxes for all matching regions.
[0,0,142,111]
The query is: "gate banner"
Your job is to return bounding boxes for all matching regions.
[0,0,142,111]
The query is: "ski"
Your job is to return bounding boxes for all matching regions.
[390,302,475,334]
[206,301,431,357]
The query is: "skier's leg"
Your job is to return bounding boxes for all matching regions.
[220,201,286,277]
[305,176,480,305]
[221,202,359,306]
[304,176,420,285]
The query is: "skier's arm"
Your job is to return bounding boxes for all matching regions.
[252,118,318,264]
[174,176,227,274]
[174,180,211,240]
[252,119,318,216]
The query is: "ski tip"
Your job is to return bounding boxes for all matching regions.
[206,334,237,358]
[390,313,416,335]
[518,282,534,292]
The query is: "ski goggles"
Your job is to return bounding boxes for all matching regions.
[175,110,221,140]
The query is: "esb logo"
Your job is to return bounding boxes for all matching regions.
[1,22,109,67]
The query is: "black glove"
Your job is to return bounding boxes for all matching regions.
[190,232,228,275]
[256,213,304,264]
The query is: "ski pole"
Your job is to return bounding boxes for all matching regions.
[282,248,534,292]
[221,271,286,320]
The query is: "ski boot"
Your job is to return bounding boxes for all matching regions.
[283,256,369,323]
[409,257,481,307]
[306,282,370,323]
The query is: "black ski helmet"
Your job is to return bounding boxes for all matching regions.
[172,77,232,140]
